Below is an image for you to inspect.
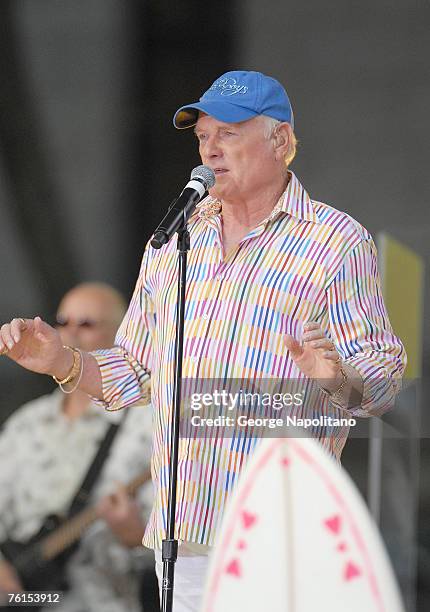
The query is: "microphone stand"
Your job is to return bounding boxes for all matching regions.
[160,216,190,612]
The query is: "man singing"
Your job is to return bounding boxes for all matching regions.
[0,70,405,611]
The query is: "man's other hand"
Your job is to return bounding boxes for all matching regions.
[284,321,344,392]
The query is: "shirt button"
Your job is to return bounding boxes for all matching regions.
[191,356,199,363]
[202,313,209,320]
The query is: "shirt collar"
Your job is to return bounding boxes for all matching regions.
[273,171,321,224]
[194,171,321,225]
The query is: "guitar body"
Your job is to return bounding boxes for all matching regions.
[1,516,75,592]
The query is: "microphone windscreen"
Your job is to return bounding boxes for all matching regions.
[191,165,216,189]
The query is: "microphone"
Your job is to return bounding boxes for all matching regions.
[150,165,216,249]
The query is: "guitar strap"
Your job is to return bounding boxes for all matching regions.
[66,410,128,517]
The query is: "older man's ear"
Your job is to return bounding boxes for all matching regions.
[273,122,292,161]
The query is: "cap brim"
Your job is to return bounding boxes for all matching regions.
[173,101,259,129]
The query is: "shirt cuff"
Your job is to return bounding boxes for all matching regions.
[341,355,402,417]
[90,347,150,411]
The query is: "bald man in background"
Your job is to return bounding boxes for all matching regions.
[0,283,156,612]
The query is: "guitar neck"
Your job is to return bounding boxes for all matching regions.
[41,468,152,560]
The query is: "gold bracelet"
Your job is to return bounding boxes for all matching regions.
[52,346,81,385]
[331,366,348,401]
[320,366,348,400]
[329,367,348,401]
[59,349,84,394]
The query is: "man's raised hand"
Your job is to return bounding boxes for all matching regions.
[0,317,71,379]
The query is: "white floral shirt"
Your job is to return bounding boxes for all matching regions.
[0,389,154,612]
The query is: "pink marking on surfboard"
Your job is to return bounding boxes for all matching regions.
[324,514,341,535]
[344,561,361,581]
[242,510,257,530]
[226,558,242,578]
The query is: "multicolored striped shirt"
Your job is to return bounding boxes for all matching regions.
[92,171,405,548]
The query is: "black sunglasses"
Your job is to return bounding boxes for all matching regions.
[55,317,104,329]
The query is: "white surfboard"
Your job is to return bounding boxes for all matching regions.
[201,435,404,612]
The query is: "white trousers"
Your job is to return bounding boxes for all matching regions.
[154,548,211,612]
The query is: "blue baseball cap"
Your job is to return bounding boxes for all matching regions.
[173,70,294,130]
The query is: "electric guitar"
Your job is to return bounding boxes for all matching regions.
[0,468,152,592]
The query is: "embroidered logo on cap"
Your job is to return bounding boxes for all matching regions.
[209,78,248,97]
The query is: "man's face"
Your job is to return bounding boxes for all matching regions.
[55,288,119,352]
[194,114,278,203]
